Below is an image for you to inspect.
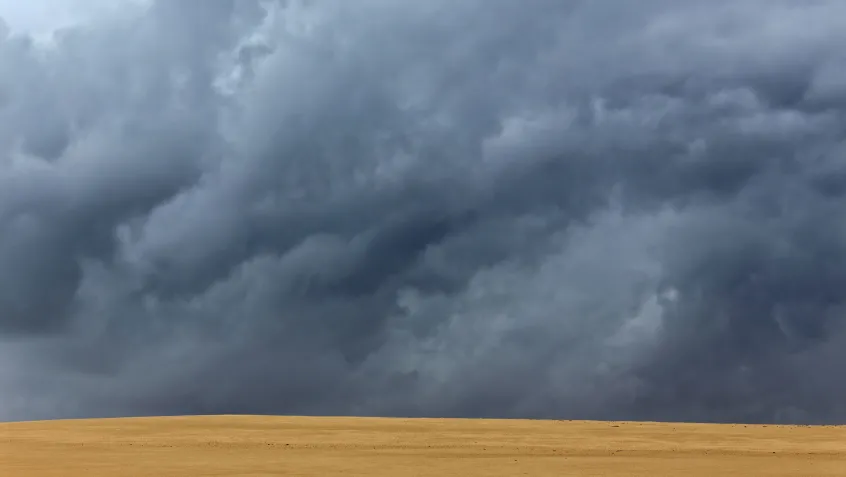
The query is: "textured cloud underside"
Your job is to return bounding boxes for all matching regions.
[1,0,846,424]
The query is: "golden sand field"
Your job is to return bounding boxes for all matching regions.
[1,415,845,476]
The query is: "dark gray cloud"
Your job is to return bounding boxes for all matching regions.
[2,0,846,424]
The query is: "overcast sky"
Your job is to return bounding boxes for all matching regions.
[2,0,846,424]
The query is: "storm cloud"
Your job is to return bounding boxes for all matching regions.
[2,0,846,424]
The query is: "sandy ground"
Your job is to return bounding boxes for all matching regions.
[1,415,845,476]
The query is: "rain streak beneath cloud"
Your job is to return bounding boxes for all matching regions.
[2,0,846,424]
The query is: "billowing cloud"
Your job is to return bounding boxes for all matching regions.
[2,0,846,424]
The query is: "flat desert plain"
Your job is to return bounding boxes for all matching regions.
[2,415,845,476]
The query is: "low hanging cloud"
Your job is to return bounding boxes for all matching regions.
[2,0,846,424]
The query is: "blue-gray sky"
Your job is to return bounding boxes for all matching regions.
[2,0,846,424]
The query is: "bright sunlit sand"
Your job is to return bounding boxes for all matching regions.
[2,415,845,476]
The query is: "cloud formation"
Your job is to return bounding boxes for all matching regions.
[2,0,846,424]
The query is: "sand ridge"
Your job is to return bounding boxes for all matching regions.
[2,415,845,476]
